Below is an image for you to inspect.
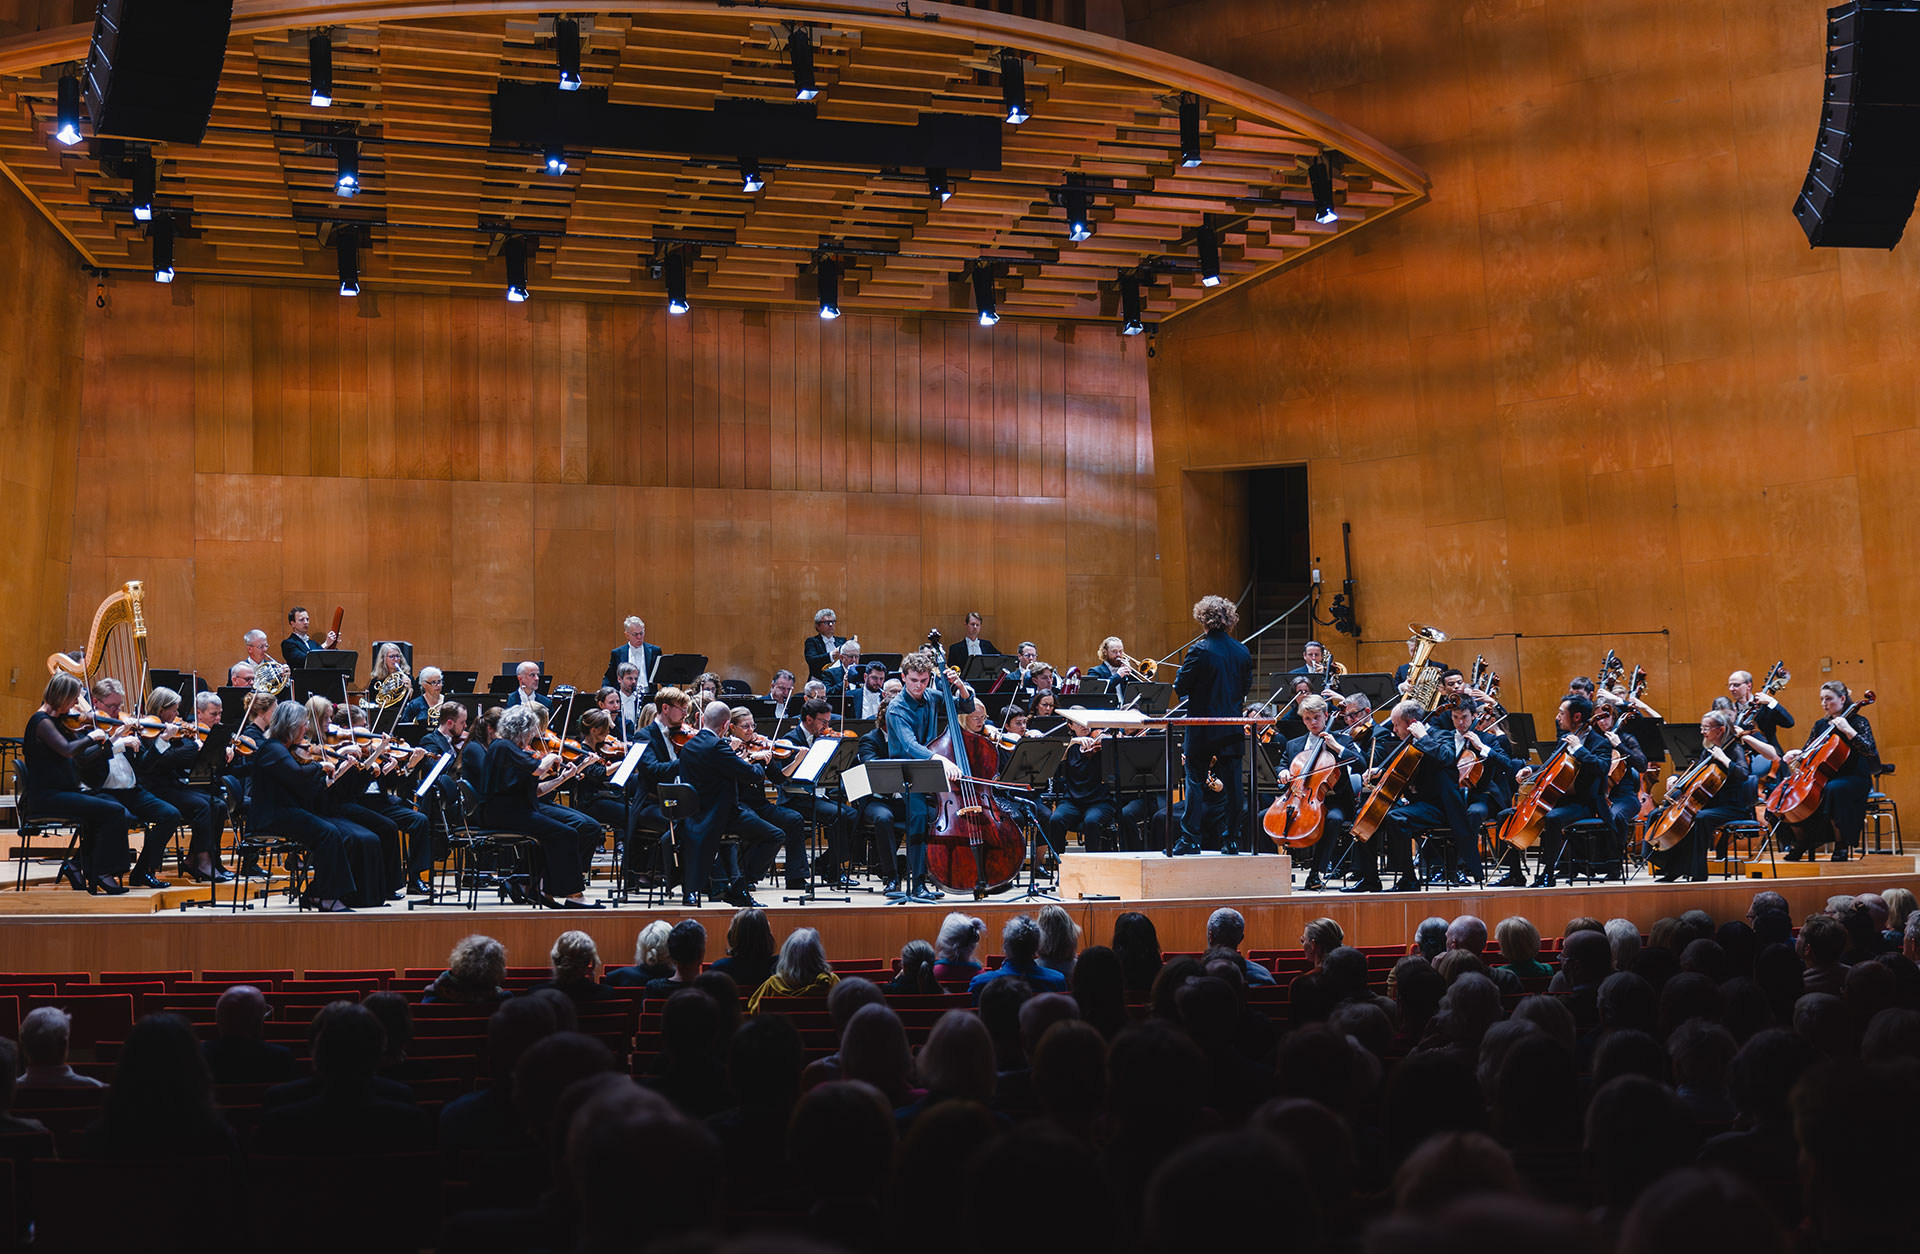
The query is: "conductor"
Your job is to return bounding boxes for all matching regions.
[1171,595,1252,856]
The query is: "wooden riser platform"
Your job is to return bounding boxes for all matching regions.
[1,855,1914,980]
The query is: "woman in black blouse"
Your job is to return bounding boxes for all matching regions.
[246,701,385,911]
[1780,680,1879,863]
[22,672,136,894]
[481,704,604,908]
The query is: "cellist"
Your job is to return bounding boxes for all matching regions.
[1779,680,1878,864]
[1651,709,1751,883]
[1494,694,1610,888]
[1442,697,1508,886]
[1276,695,1362,890]
[1590,700,1647,881]
[1345,699,1460,894]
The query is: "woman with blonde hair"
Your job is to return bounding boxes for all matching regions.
[531,929,620,1005]
[1038,903,1083,981]
[608,919,674,986]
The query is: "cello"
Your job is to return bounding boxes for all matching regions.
[1494,734,1581,852]
[922,632,1025,899]
[1765,690,1875,822]
[1350,729,1427,843]
[1645,742,1734,852]
[1265,728,1346,850]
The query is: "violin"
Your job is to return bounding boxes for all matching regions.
[668,726,696,748]
[1766,690,1876,822]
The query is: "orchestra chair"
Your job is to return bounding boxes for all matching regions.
[1708,819,1768,878]
[628,782,691,908]
[1410,826,1471,890]
[8,762,81,892]
[1867,763,1901,854]
[1549,817,1616,885]
[226,792,309,911]
[443,780,539,910]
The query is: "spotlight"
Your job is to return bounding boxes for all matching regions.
[816,255,841,320]
[150,217,174,284]
[309,33,333,107]
[544,143,568,175]
[1062,174,1092,242]
[1000,51,1029,124]
[789,25,818,101]
[664,247,689,314]
[971,263,999,326]
[55,73,81,145]
[1197,224,1221,287]
[1179,93,1202,167]
[505,236,530,302]
[1118,271,1144,335]
[1309,158,1339,225]
[927,167,952,203]
[740,156,764,193]
[555,17,582,91]
[130,154,155,222]
[336,228,360,296]
[335,136,359,196]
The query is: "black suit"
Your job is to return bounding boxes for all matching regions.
[1654,740,1752,881]
[803,635,845,682]
[246,739,385,906]
[780,726,854,882]
[505,688,553,713]
[854,724,905,880]
[479,739,601,898]
[134,732,223,865]
[944,637,1003,669]
[604,642,663,690]
[282,633,320,667]
[676,729,783,900]
[1351,725,1475,887]
[1280,729,1361,880]
[1172,627,1253,852]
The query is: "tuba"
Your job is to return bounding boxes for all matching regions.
[1404,622,1449,711]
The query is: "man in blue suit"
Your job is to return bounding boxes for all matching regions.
[675,699,782,908]
[603,616,663,692]
[1172,594,1252,856]
[507,661,552,712]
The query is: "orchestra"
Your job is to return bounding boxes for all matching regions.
[26,582,1901,910]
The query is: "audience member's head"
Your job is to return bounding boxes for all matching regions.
[634,919,672,971]
[485,996,559,1090]
[1793,993,1854,1059]
[1616,1167,1790,1254]
[1597,970,1657,1036]
[1301,916,1343,967]
[978,975,1034,1069]
[1445,915,1488,956]
[1002,914,1041,965]
[1112,912,1164,990]
[826,976,885,1038]
[1206,906,1247,951]
[1862,1007,1920,1063]
[1392,1131,1520,1216]
[666,919,708,975]
[1510,993,1575,1049]
[917,1010,997,1104]
[1392,956,1447,1040]
[99,1013,225,1151]
[1492,1034,1580,1149]
[725,906,776,965]
[1018,993,1080,1062]
[725,1014,804,1113]
[1592,1028,1668,1088]
[1657,972,1724,1040]
[1032,1019,1107,1133]
[1070,945,1129,1038]
[1558,928,1613,988]
[549,929,600,984]
[213,985,271,1040]
[360,990,413,1061]
[1728,1028,1815,1128]
[1384,1050,1484,1164]
[1493,916,1542,970]
[447,933,508,993]
[1036,903,1081,976]
[313,1000,386,1089]
[839,1003,915,1106]
[1586,1074,1699,1213]
[936,912,985,967]
[1680,938,1730,984]
[1433,948,1489,985]
[1414,916,1449,960]
[1142,1131,1311,1254]
[1604,918,1642,972]
[1799,914,1848,968]
[19,1006,73,1069]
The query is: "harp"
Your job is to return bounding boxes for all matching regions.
[48,580,150,715]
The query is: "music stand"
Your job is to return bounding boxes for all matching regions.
[442,670,479,694]
[445,694,487,726]
[1623,716,1667,767]
[305,649,358,680]
[999,736,1067,903]
[292,670,350,704]
[1503,712,1539,759]
[960,653,1014,684]
[862,652,905,676]
[841,757,950,907]
[487,675,553,696]
[1340,672,1400,709]
[217,686,255,718]
[499,661,546,677]
[652,654,709,688]
[1126,682,1174,715]
[782,736,863,905]
[1661,723,1706,772]
[1063,692,1119,711]
[1107,734,1169,796]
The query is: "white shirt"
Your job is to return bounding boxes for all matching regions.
[516,688,542,707]
[654,720,679,760]
[857,687,883,720]
[103,740,138,791]
[965,638,982,656]
[626,643,652,680]
[620,690,643,726]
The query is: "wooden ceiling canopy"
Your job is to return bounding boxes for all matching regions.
[0,0,1428,324]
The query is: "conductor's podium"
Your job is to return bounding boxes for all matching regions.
[1057,850,1294,900]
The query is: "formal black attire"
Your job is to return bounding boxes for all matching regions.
[1279,729,1362,884]
[1598,730,1647,877]
[1084,661,1135,704]
[398,694,435,725]
[1747,699,1795,791]
[1653,741,1752,882]
[1350,725,1475,889]
[840,681,887,723]
[1460,730,1519,881]
[504,687,553,713]
[1781,713,1878,857]
[779,725,854,883]
[1172,627,1253,854]
[732,752,810,891]
[1048,741,1119,854]
[604,641,664,691]
[134,730,224,867]
[320,758,406,900]
[77,733,182,880]
[803,634,846,682]
[855,722,905,882]
[676,728,783,902]
[945,636,1003,669]
[22,712,133,880]
[1529,726,1612,885]
[247,738,384,906]
[616,722,680,879]
[281,633,322,667]
[479,739,601,898]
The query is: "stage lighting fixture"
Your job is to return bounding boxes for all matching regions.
[336,228,360,296]
[335,137,359,196]
[1179,94,1202,167]
[505,236,530,302]
[789,26,818,101]
[556,18,583,90]
[816,255,841,320]
[927,167,952,203]
[1119,271,1144,335]
[1063,174,1092,242]
[545,143,568,175]
[1197,225,1221,287]
[150,217,174,284]
[740,156,764,193]
[971,264,999,326]
[309,33,334,106]
[1309,158,1339,225]
[664,247,689,314]
[55,73,81,145]
[1000,51,1029,124]
[130,154,155,222]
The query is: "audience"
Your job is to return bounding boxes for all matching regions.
[605,919,674,986]
[529,930,621,1005]
[646,919,708,998]
[1036,903,1082,982]
[254,1002,432,1155]
[17,1007,106,1090]
[0,1039,47,1136]
[202,985,297,1084]
[889,939,941,994]
[932,913,986,989]
[969,914,1067,997]
[1206,906,1275,986]
[747,927,838,1012]
[710,907,778,992]
[1494,917,1553,979]
[423,934,511,1004]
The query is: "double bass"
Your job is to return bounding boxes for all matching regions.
[1765,690,1876,822]
[923,632,1025,898]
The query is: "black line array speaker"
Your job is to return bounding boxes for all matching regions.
[82,0,234,145]
[1794,1,1920,249]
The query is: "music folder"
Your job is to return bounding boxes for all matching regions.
[842,758,947,803]
[610,741,648,790]
[413,752,453,800]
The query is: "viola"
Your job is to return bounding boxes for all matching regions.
[1766,691,1876,822]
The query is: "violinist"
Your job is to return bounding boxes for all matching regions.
[400,667,445,725]
[462,706,503,788]
[801,679,837,722]
[1344,699,1458,893]
[1043,717,1122,854]
[248,701,384,911]
[856,680,917,898]
[224,692,276,826]
[22,672,136,895]
[779,700,857,889]
[612,666,646,738]
[1496,694,1610,889]
[1650,709,1751,882]
[81,678,184,891]
[637,687,693,767]
[1277,696,1362,890]
[137,687,231,884]
[360,704,434,899]
[723,706,813,892]
[480,704,605,908]
[414,701,468,893]
[678,700,786,908]
[1729,669,1794,789]
[571,709,632,835]
[1779,680,1878,863]
[1590,700,1647,881]
[1459,701,1519,835]
[1421,698,1503,886]
[1171,595,1253,857]
[321,699,416,899]
[1336,693,1376,760]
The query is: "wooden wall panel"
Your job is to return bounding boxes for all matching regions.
[1130,0,1920,809]
[31,282,1159,710]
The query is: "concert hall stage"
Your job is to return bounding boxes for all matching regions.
[2,856,1915,979]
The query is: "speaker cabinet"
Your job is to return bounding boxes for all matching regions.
[82,0,234,145]
[1794,1,1920,249]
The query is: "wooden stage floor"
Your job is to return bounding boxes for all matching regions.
[2,852,1915,979]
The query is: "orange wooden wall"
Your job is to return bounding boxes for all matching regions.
[59,280,1159,696]
[1131,0,1920,808]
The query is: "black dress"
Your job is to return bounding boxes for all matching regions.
[247,738,386,906]
[480,739,602,897]
[22,711,134,879]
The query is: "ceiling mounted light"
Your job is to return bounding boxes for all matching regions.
[334,136,359,196]
[505,236,530,302]
[740,155,764,193]
[150,217,175,284]
[971,263,999,327]
[664,247,689,314]
[789,25,819,101]
[1063,173,1092,242]
[927,167,952,203]
[1179,93,1202,167]
[55,73,81,145]
[544,142,568,175]
[816,255,841,320]
[1309,158,1339,225]
[1119,271,1144,336]
[555,17,583,91]
[336,227,360,296]
[1000,51,1029,124]
[1197,224,1221,287]
[309,33,334,107]
[130,154,155,222]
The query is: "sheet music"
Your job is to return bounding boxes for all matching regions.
[413,752,452,800]
[1065,707,1149,729]
[842,761,875,803]
[610,741,647,789]
[792,737,839,784]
